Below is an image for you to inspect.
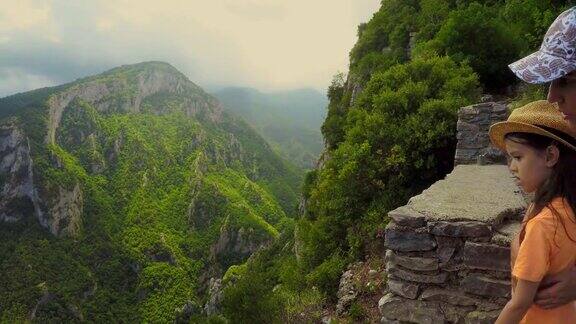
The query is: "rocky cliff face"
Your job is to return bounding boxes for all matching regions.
[0,117,84,237]
[210,225,268,270]
[0,121,42,223]
[40,182,83,237]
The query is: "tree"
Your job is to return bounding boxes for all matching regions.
[433,2,523,91]
[304,55,480,272]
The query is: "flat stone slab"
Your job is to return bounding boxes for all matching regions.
[399,165,526,224]
[387,263,448,284]
[428,221,492,237]
[385,223,436,252]
[461,274,510,298]
[387,279,420,299]
[463,242,510,272]
[492,221,521,246]
[386,250,439,271]
[378,293,473,324]
[420,288,478,306]
[436,236,463,266]
[388,205,426,228]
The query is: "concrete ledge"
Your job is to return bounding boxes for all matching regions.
[405,165,525,224]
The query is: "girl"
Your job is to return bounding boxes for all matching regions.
[489,100,576,324]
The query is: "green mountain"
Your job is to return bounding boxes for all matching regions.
[214,87,327,169]
[0,61,301,322]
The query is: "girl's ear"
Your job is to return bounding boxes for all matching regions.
[545,144,560,167]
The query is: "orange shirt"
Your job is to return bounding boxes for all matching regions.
[512,197,576,324]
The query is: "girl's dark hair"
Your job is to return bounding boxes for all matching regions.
[505,132,576,243]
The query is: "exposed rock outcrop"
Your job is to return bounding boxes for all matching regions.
[40,182,83,237]
[0,122,43,223]
[204,278,223,316]
[197,223,273,294]
[29,290,54,321]
[210,225,267,270]
[175,300,201,323]
[0,121,84,236]
[336,269,359,315]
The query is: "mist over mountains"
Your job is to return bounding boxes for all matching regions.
[214,87,327,169]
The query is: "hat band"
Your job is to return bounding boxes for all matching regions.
[537,124,576,148]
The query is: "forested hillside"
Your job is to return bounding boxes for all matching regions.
[214,87,326,170]
[0,62,301,322]
[218,1,570,322]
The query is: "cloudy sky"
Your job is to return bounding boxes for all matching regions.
[0,0,380,97]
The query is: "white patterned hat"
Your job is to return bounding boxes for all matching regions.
[509,7,576,84]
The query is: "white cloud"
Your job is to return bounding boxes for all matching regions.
[0,0,381,96]
[0,0,60,43]
[0,67,57,97]
[224,0,287,21]
[95,18,115,32]
[0,0,51,31]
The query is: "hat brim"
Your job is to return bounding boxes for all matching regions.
[509,50,576,84]
[489,121,576,152]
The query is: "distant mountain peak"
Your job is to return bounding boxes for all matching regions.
[42,61,222,144]
[98,61,188,82]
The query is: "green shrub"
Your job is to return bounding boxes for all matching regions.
[509,84,548,110]
[304,55,480,273]
[432,2,522,91]
[221,266,282,323]
[275,286,325,323]
[321,73,347,149]
[348,301,366,321]
[223,264,248,284]
[305,252,346,300]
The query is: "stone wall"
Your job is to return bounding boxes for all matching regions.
[379,103,528,323]
[379,165,525,323]
[454,101,509,166]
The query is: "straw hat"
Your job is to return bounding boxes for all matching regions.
[489,100,576,152]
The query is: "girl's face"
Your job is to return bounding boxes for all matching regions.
[505,139,554,193]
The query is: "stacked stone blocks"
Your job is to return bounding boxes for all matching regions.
[455,102,509,165]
